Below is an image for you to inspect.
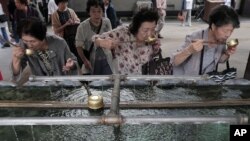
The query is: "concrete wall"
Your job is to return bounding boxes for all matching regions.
[68,0,241,17]
[68,0,183,13]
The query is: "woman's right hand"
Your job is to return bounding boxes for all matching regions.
[12,46,25,60]
[65,19,74,26]
[83,59,93,71]
[97,38,118,49]
[189,39,204,53]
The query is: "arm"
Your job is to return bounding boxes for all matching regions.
[11,45,28,81]
[62,40,79,72]
[75,24,92,70]
[218,46,236,63]
[69,9,80,24]
[51,12,72,36]
[92,26,120,50]
[173,35,204,66]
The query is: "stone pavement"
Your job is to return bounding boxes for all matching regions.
[0,17,250,81]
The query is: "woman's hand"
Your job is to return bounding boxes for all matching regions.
[12,46,25,60]
[226,46,237,56]
[97,38,118,49]
[65,19,74,26]
[63,58,75,72]
[152,38,161,53]
[188,39,204,53]
[83,59,92,71]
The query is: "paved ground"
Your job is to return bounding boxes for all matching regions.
[1,17,250,81]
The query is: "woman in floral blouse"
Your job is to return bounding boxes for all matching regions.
[92,8,160,75]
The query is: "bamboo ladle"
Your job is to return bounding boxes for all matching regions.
[192,38,239,47]
[118,36,157,45]
[0,35,34,55]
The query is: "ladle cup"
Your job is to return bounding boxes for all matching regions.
[0,35,34,55]
[226,38,239,49]
[192,38,239,47]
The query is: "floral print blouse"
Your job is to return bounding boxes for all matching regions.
[93,26,156,75]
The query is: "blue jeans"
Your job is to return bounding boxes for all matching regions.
[0,27,9,46]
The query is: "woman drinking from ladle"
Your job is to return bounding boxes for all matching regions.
[172,5,240,75]
[11,17,79,83]
[92,8,161,75]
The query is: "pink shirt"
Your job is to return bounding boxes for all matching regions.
[94,26,155,75]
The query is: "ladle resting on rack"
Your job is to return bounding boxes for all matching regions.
[0,35,34,55]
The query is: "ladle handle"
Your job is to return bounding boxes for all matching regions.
[191,40,221,45]
[0,35,19,47]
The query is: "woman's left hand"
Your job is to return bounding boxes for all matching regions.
[152,39,161,53]
[226,46,236,56]
[63,58,75,72]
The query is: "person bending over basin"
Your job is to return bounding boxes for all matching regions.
[11,17,79,82]
[172,5,240,75]
[92,8,161,75]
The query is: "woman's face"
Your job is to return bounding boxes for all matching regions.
[22,34,44,51]
[15,0,25,10]
[57,2,68,11]
[103,0,110,6]
[136,21,157,42]
[89,6,103,24]
[212,23,234,43]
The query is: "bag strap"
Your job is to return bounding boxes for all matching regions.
[199,30,205,75]
[200,30,230,74]
[215,60,230,71]
[89,21,102,55]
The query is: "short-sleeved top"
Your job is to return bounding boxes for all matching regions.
[93,26,155,75]
[172,28,226,75]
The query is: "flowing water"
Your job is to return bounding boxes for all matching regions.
[0,84,249,141]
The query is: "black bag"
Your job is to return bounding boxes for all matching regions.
[142,50,173,75]
[207,61,237,83]
[0,14,8,23]
[64,24,79,38]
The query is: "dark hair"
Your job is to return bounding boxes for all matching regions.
[55,0,68,6]
[17,17,47,41]
[129,8,159,35]
[18,0,28,5]
[209,5,240,29]
[86,0,104,14]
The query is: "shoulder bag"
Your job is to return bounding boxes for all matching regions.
[142,49,173,75]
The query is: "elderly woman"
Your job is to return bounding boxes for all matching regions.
[172,5,240,75]
[11,18,79,82]
[75,0,112,75]
[51,0,80,37]
[92,8,160,75]
[51,0,80,65]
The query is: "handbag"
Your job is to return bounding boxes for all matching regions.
[206,61,237,83]
[0,14,8,23]
[64,24,79,38]
[142,50,173,75]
